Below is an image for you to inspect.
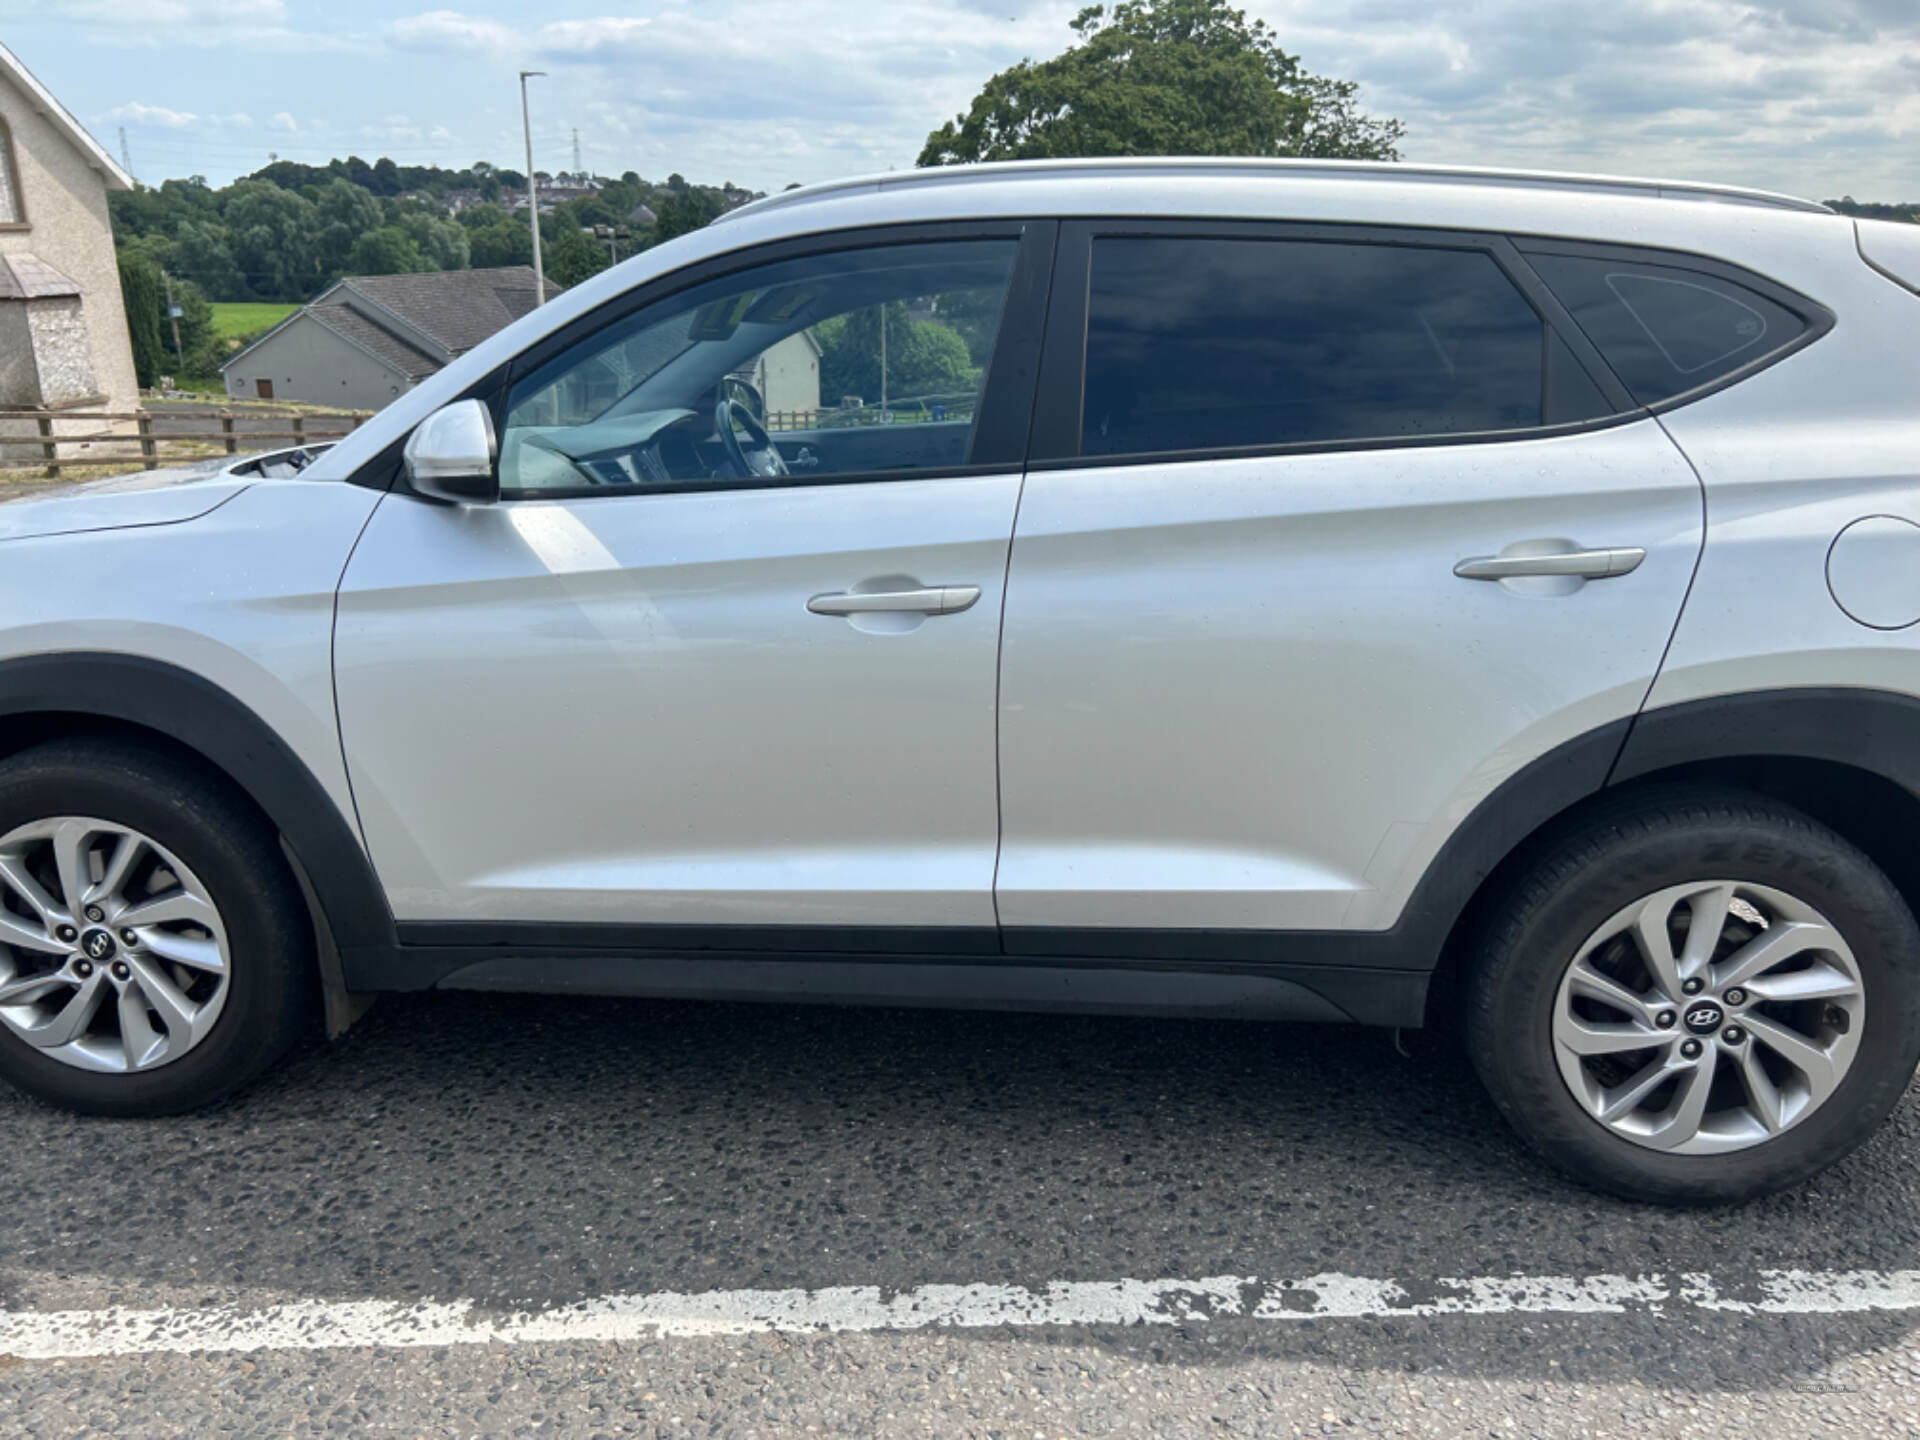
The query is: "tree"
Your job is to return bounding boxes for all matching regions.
[117,255,166,388]
[399,211,470,271]
[654,188,720,242]
[170,278,221,377]
[346,225,429,276]
[918,0,1401,166]
[224,180,318,299]
[171,219,245,300]
[467,220,532,269]
[456,202,512,231]
[816,303,977,406]
[540,220,608,287]
[314,177,383,279]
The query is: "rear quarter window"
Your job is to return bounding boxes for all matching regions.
[1525,252,1812,406]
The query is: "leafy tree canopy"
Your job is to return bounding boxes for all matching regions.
[467,221,533,270]
[224,179,318,300]
[540,217,618,288]
[816,303,979,408]
[109,160,756,306]
[918,0,1402,166]
[1827,197,1920,223]
[314,178,383,279]
[117,256,166,389]
[346,225,429,276]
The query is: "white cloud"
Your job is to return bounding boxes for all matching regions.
[103,101,197,128]
[1261,0,1920,197]
[538,17,652,54]
[355,1,1920,196]
[55,0,284,18]
[25,0,1920,199]
[388,9,520,54]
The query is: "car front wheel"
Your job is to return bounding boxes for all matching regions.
[0,737,313,1115]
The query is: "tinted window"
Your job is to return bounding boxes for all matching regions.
[500,239,1016,494]
[1526,253,1809,406]
[1081,237,1550,457]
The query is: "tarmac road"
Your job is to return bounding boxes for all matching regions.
[3,991,1920,1437]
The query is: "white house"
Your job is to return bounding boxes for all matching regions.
[737,330,821,420]
[0,42,137,426]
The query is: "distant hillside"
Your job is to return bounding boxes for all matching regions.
[1826,198,1920,223]
[109,156,763,309]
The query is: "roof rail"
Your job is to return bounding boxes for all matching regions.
[720,157,1834,224]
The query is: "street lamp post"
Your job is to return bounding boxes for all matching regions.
[519,70,546,304]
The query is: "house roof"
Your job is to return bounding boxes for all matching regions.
[309,305,441,379]
[0,253,81,300]
[221,265,562,377]
[0,42,134,192]
[339,267,560,356]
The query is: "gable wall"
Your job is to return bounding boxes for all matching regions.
[0,69,135,412]
[223,313,415,411]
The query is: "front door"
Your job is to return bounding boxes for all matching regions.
[995,222,1704,943]
[333,227,1048,937]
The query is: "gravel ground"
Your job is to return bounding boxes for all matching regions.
[4,991,1920,1436]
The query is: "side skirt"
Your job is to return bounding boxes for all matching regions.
[340,936,1427,1027]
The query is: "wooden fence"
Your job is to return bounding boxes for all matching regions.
[0,408,373,478]
[765,392,978,433]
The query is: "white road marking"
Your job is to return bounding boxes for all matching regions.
[2,1269,1917,1360]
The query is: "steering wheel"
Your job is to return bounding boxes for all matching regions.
[714,394,790,480]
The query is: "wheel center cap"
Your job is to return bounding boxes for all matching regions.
[79,928,116,963]
[1683,999,1724,1035]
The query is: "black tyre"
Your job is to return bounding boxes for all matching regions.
[1466,787,1920,1205]
[0,736,313,1115]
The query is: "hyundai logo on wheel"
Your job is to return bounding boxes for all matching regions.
[1684,1001,1725,1035]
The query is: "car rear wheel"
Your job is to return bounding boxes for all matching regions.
[1466,788,1920,1204]
[0,737,313,1115]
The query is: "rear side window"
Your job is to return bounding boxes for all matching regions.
[1525,252,1810,406]
[1080,237,1572,458]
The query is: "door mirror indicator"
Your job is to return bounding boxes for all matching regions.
[404,400,499,505]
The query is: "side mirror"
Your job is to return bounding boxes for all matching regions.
[404,399,499,504]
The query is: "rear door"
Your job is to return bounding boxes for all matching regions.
[994,220,1704,947]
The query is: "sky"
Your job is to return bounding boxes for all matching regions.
[3,0,1916,202]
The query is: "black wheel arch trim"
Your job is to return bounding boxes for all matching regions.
[0,653,397,953]
[1609,686,1920,794]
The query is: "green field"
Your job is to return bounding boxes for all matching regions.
[209,302,297,341]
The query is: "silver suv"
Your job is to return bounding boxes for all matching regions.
[4,159,1919,1204]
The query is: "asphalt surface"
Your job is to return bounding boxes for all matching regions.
[4,992,1920,1436]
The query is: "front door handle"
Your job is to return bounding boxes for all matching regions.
[807,585,981,617]
[1453,546,1646,581]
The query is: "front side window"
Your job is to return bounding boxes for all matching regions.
[1525,252,1811,405]
[1080,236,1552,459]
[500,239,1017,495]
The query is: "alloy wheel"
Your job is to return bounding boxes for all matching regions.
[0,817,230,1073]
[1551,879,1864,1155]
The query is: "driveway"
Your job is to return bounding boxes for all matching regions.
[2,994,1918,1437]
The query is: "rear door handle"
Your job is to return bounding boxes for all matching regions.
[1453,547,1646,581]
[807,585,982,617]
